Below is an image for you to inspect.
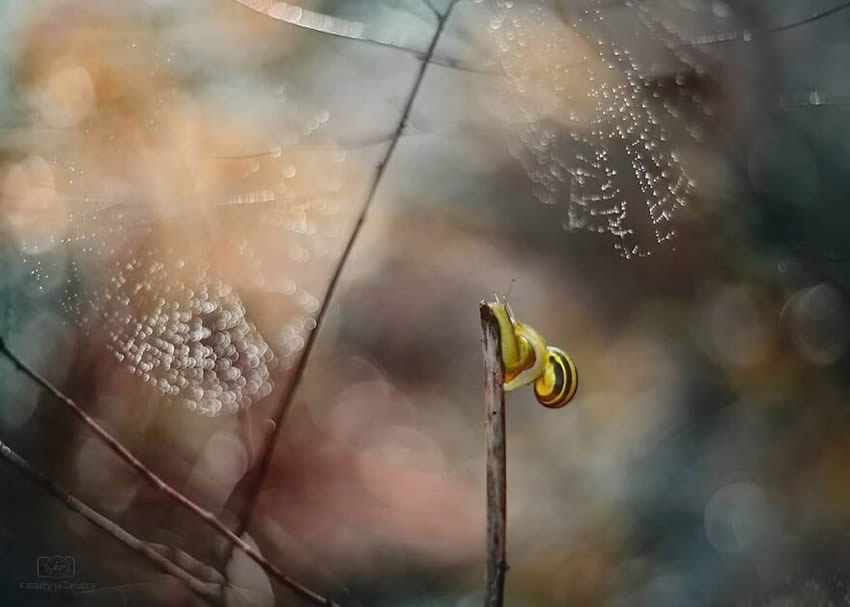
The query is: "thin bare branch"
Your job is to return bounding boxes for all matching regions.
[552,0,850,72]
[0,338,342,607]
[149,543,226,586]
[0,438,221,604]
[679,0,850,46]
[221,0,461,596]
[229,0,492,74]
[428,54,498,73]
[423,0,441,20]
[400,0,439,26]
[233,0,428,56]
[480,302,507,607]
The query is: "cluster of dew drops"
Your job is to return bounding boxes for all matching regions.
[41,196,331,415]
[476,0,706,259]
[2,33,354,416]
[39,189,339,415]
[68,252,277,416]
[39,161,340,416]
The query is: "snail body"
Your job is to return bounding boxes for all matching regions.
[490,298,578,409]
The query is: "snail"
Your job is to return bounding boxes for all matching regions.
[490,294,578,408]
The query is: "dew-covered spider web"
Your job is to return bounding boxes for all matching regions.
[1,18,359,415]
[10,153,349,415]
[474,0,727,258]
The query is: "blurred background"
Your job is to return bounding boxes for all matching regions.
[1,0,850,605]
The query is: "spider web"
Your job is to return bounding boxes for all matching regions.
[15,158,348,415]
[477,0,713,258]
[5,54,354,416]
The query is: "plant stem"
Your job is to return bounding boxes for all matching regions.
[0,337,339,607]
[0,438,221,604]
[480,302,507,607]
[222,0,460,592]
